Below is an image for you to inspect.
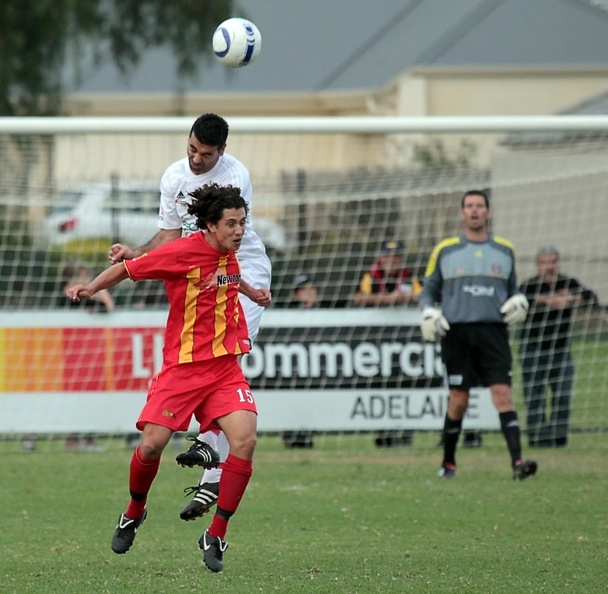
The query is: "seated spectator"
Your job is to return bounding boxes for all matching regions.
[58,262,115,313]
[352,240,420,307]
[287,273,347,309]
[353,239,419,447]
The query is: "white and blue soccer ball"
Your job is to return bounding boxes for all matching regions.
[212,18,262,68]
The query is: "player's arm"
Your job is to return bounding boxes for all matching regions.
[240,279,272,307]
[109,228,181,263]
[500,252,529,323]
[66,263,130,302]
[417,247,450,341]
[418,270,441,310]
[418,271,450,342]
[501,264,529,322]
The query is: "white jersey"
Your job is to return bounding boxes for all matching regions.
[158,153,271,341]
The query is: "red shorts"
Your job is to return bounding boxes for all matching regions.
[136,356,257,434]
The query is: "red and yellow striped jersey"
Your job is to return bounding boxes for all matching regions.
[124,232,250,365]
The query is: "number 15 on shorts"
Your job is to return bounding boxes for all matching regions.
[237,388,255,403]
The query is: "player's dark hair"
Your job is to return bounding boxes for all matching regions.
[190,113,229,148]
[461,189,490,208]
[188,183,248,231]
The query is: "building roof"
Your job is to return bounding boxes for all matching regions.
[70,0,608,95]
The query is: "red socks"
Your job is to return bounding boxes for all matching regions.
[125,446,160,519]
[208,454,253,538]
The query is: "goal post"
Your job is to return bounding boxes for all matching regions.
[0,115,607,450]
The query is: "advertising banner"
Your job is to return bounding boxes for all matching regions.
[0,310,499,433]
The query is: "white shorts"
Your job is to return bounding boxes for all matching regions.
[240,253,272,343]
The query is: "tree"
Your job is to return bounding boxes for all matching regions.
[0,0,238,116]
[0,0,240,306]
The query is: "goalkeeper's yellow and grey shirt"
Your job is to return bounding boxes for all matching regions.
[419,234,519,324]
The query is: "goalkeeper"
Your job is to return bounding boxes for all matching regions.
[418,189,537,481]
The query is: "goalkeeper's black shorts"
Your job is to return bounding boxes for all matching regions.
[441,323,512,390]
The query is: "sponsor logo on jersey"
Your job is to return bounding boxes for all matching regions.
[463,285,495,297]
[175,191,189,205]
[217,273,241,286]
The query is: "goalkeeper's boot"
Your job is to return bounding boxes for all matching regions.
[111,508,147,554]
[175,436,220,469]
[199,530,229,573]
[513,459,538,481]
[180,481,220,521]
[437,463,456,479]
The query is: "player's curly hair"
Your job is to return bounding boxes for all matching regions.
[188,183,248,231]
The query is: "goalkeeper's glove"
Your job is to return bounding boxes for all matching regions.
[421,307,450,342]
[500,294,529,325]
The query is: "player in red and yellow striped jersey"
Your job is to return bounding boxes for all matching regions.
[125,231,250,365]
[67,183,257,573]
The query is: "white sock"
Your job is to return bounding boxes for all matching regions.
[197,430,229,485]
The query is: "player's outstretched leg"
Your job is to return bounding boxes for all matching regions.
[180,431,227,519]
[180,481,220,520]
[175,436,220,468]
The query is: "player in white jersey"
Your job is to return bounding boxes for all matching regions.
[109,113,272,522]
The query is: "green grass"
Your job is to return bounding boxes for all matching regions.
[1,432,606,594]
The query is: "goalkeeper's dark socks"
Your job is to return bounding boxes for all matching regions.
[442,414,463,465]
[499,410,522,466]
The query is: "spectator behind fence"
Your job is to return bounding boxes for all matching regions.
[287,273,348,309]
[57,262,115,313]
[280,272,347,449]
[353,239,419,447]
[519,245,599,448]
[352,239,420,308]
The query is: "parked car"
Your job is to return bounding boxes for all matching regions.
[37,182,288,252]
[37,182,161,248]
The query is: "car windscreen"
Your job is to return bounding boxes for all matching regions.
[49,191,84,214]
[103,189,159,214]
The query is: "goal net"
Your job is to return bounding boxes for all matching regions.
[0,116,606,452]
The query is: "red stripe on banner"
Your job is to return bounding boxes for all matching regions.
[63,327,110,391]
[61,327,163,392]
[2,326,164,392]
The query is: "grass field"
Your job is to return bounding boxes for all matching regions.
[1,432,606,594]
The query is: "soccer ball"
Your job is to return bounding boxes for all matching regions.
[212,18,262,68]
